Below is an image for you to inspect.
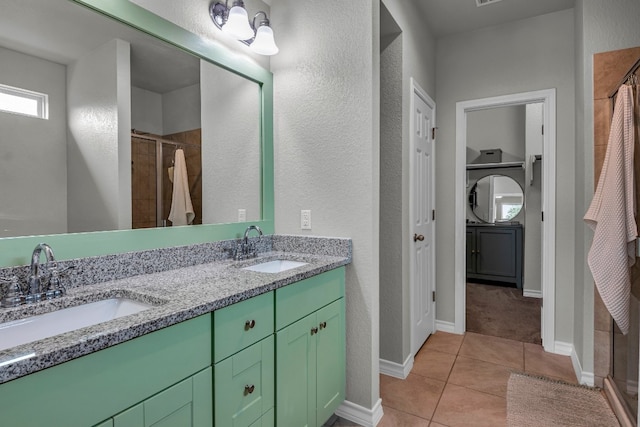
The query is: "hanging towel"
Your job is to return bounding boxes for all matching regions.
[584,85,636,335]
[168,148,195,226]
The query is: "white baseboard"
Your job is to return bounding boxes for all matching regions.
[523,289,542,298]
[436,320,456,333]
[335,398,384,427]
[555,340,595,386]
[379,354,414,379]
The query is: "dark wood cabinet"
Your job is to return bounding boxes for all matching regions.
[466,224,523,288]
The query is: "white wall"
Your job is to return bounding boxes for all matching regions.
[201,60,261,224]
[131,86,162,135]
[466,105,526,163]
[435,10,575,344]
[0,47,67,237]
[67,39,132,232]
[574,0,640,381]
[162,83,200,135]
[270,0,381,412]
[378,0,437,368]
[524,103,543,294]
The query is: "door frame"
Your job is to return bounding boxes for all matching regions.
[454,89,557,353]
[409,77,436,356]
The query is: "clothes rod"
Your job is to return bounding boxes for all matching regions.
[609,57,640,99]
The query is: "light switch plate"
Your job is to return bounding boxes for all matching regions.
[238,209,246,222]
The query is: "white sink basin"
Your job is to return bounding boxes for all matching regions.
[243,260,308,273]
[0,298,153,351]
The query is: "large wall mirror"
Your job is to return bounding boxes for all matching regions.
[0,0,274,266]
[469,175,524,223]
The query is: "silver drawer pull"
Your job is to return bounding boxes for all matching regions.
[319,321,327,330]
[311,327,318,335]
[245,319,256,330]
[244,384,255,395]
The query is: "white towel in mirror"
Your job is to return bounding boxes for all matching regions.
[168,148,195,226]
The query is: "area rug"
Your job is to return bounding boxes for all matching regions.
[466,282,541,344]
[507,373,620,427]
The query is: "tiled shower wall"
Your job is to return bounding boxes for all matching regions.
[592,46,640,388]
[131,129,202,229]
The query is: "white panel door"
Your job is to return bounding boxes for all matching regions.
[410,81,435,355]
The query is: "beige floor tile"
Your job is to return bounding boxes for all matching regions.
[378,406,430,427]
[432,383,506,427]
[428,423,448,427]
[447,356,514,397]
[524,342,578,383]
[412,349,456,382]
[421,332,464,355]
[458,332,524,370]
[380,374,445,420]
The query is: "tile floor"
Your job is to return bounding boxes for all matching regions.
[330,331,578,427]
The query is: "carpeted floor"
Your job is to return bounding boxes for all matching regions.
[466,281,542,344]
[507,373,619,427]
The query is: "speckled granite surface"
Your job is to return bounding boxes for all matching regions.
[0,235,351,384]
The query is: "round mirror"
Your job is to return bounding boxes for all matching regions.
[469,175,523,223]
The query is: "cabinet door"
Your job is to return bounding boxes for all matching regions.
[315,299,345,426]
[475,228,517,277]
[113,367,212,427]
[466,228,476,273]
[276,312,318,427]
[215,336,275,427]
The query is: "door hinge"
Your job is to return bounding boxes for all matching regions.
[432,291,436,302]
[542,125,544,135]
[541,211,544,222]
[432,127,437,140]
[432,209,436,221]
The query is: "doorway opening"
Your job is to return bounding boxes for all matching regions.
[455,89,557,353]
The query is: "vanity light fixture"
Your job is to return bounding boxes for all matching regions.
[210,1,279,56]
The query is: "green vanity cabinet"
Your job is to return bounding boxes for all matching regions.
[213,291,275,427]
[275,268,346,427]
[0,314,212,427]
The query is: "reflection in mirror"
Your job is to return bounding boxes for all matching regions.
[0,0,262,238]
[469,175,523,223]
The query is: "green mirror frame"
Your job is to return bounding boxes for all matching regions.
[0,0,274,267]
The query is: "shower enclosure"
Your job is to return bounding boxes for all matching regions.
[131,131,202,228]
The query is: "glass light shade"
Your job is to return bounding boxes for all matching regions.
[250,25,279,55]
[222,6,254,40]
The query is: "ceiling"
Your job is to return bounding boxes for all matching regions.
[414,0,575,38]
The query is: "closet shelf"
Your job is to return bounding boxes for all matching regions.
[465,161,525,171]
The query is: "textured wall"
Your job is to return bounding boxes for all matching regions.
[162,83,201,135]
[435,10,576,345]
[0,47,67,237]
[524,103,543,294]
[466,105,526,162]
[378,0,437,368]
[270,0,381,411]
[131,87,163,135]
[67,39,132,232]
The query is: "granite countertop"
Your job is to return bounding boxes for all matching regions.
[0,248,350,385]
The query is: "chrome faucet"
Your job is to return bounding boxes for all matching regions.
[27,243,56,298]
[0,243,73,308]
[235,225,263,260]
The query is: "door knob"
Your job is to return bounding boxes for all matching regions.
[245,319,256,330]
[414,233,425,242]
[244,384,255,395]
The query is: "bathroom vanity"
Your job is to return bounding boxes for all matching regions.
[466,224,523,288]
[0,236,350,427]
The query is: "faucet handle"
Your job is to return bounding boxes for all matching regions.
[0,276,24,308]
[45,265,75,299]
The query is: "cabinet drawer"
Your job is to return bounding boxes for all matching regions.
[275,268,345,330]
[215,335,275,427]
[214,291,274,363]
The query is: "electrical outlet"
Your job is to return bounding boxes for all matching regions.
[238,209,246,222]
[301,210,311,230]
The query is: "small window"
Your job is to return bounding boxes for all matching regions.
[0,83,48,119]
